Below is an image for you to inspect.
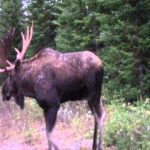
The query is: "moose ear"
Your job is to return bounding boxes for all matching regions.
[14,60,21,72]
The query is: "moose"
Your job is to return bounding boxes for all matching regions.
[0,22,105,150]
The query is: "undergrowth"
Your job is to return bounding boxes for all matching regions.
[105,99,150,150]
[0,90,150,150]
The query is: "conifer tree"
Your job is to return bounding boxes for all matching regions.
[28,0,59,52]
[55,0,102,52]
[98,0,150,101]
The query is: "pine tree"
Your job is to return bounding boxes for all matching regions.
[28,0,59,52]
[55,0,102,52]
[98,0,150,101]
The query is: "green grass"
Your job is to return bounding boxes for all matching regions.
[105,99,150,150]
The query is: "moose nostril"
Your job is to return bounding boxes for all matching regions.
[4,94,11,101]
[6,96,10,101]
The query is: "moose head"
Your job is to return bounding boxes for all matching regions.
[0,22,34,109]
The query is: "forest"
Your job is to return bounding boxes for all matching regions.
[0,0,150,149]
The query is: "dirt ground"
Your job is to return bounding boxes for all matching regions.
[0,101,95,150]
[0,99,113,150]
[0,122,94,150]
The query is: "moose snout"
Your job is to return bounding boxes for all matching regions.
[2,94,11,101]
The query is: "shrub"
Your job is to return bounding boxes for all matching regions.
[105,100,150,150]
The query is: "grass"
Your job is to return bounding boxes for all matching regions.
[0,90,150,150]
[105,99,150,150]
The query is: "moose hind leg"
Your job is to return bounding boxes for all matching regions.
[88,94,105,150]
[88,101,98,150]
[43,105,59,150]
[93,99,106,150]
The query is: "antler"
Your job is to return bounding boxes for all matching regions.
[0,60,15,73]
[0,28,15,65]
[15,21,34,60]
[0,21,34,73]
[0,68,5,73]
[0,39,6,64]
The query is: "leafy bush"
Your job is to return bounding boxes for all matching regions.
[105,100,150,150]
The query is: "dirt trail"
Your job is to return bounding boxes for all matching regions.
[0,119,93,150]
[0,101,100,150]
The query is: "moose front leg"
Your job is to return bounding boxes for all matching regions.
[43,104,60,150]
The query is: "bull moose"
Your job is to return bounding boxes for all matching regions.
[0,22,105,150]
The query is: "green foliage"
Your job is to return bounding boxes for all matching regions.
[55,0,101,52]
[99,0,150,101]
[28,0,60,54]
[105,100,150,149]
[103,47,140,102]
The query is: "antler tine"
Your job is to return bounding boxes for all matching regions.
[0,60,15,73]
[0,27,16,73]
[15,21,34,60]
[0,68,5,73]
[6,60,14,67]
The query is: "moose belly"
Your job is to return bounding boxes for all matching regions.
[58,81,88,102]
